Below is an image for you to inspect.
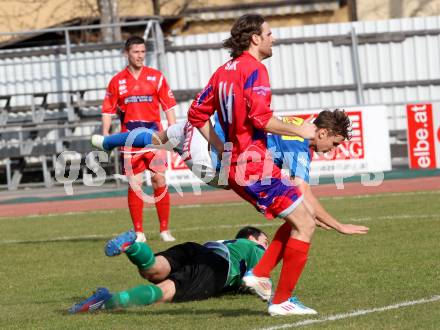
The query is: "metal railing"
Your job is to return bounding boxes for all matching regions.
[1,17,440,190]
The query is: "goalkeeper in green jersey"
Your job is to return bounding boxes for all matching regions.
[68,226,269,313]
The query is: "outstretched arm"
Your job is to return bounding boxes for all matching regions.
[296,178,369,235]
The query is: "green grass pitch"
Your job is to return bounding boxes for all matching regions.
[1,190,439,329]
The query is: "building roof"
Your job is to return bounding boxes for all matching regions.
[183,0,341,21]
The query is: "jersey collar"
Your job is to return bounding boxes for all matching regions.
[241,51,260,62]
[125,66,145,80]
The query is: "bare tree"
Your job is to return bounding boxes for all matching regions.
[0,0,52,33]
[110,0,122,41]
[154,0,195,16]
[389,0,404,18]
[152,0,160,16]
[409,0,440,17]
[389,0,440,18]
[98,0,121,43]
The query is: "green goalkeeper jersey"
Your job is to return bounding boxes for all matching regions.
[222,239,266,289]
[203,238,266,289]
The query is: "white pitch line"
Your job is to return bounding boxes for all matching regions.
[1,189,439,220]
[319,189,440,201]
[0,202,247,220]
[0,213,438,245]
[0,222,275,245]
[257,295,440,330]
[348,213,439,223]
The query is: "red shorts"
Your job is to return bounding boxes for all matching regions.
[120,150,168,176]
[228,159,303,219]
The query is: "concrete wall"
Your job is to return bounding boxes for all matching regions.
[357,0,440,21]
[0,0,347,39]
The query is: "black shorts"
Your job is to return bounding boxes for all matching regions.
[156,242,229,302]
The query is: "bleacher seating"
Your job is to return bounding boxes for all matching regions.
[0,89,117,190]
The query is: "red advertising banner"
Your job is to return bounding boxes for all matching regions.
[282,111,365,161]
[406,104,437,169]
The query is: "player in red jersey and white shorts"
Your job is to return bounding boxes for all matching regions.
[101,36,177,242]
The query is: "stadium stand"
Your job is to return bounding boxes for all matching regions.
[0,88,108,189]
[2,17,439,190]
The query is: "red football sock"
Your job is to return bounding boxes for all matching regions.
[253,222,291,278]
[154,186,170,232]
[128,187,144,232]
[272,237,310,304]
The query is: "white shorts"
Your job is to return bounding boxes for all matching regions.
[166,121,223,187]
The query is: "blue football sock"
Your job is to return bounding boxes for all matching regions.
[103,129,153,150]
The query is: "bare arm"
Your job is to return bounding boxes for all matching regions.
[165,108,176,126]
[102,114,113,136]
[197,121,224,154]
[264,116,316,140]
[297,178,369,235]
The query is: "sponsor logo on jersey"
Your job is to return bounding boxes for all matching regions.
[147,76,156,81]
[119,79,126,84]
[119,84,128,96]
[124,95,153,104]
[225,60,239,70]
[252,86,271,96]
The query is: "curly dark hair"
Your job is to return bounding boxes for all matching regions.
[124,36,145,51]
[223,14,265,58]
[314,109,352,140]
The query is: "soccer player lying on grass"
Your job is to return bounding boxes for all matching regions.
[68,226,269,313]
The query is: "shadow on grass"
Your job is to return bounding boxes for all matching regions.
[106,307,263,317]
[4,233,165,245]
[58,308,262,317]
[59,300,263,317]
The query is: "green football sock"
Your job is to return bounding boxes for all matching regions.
[125,242,155,270]
[104,284,163,310]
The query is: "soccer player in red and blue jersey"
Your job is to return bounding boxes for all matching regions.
[101,36,177,242]
[187,14,321,315]
[248,112,369,312]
